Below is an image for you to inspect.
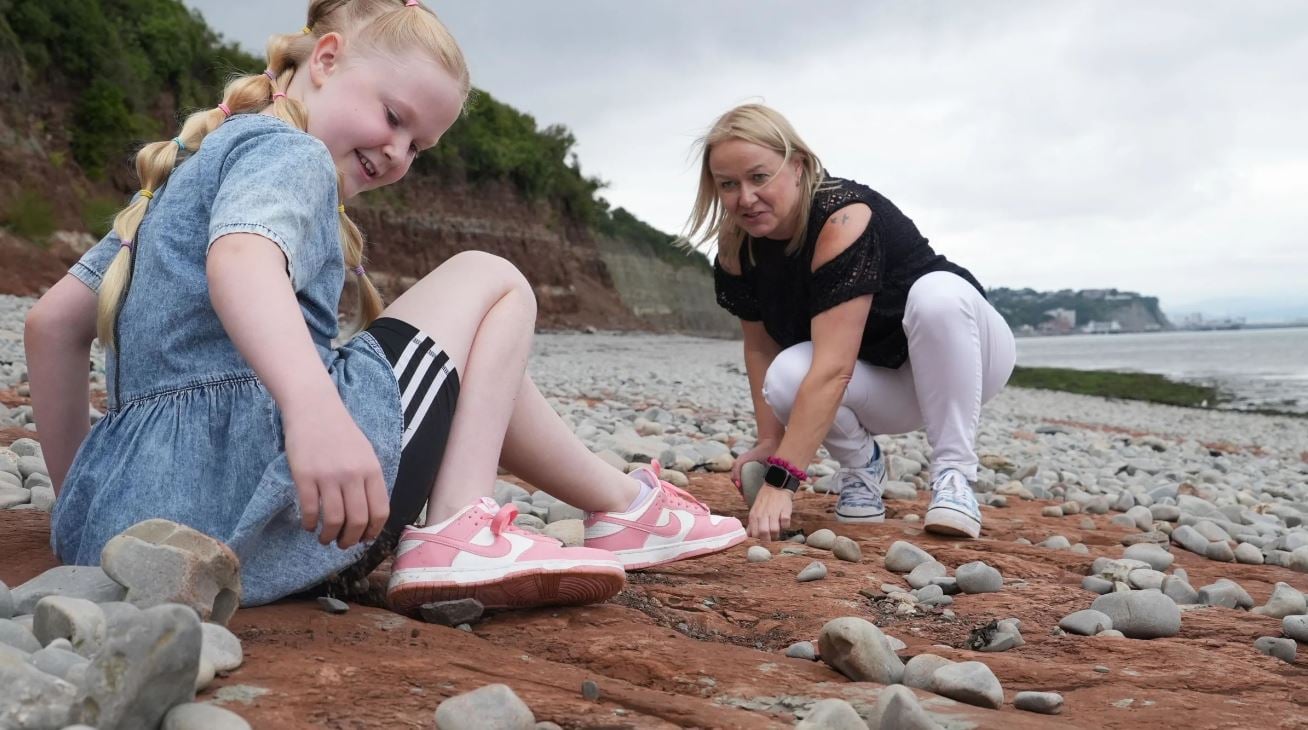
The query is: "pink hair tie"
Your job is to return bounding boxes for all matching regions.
[119,239,135,253]
[217,102,232,118]
[352,265,366,276]
[405,0,420,6]
[263,69,277,82]
[272,92,287,100]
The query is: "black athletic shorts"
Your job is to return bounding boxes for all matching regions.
[322,316,460,594]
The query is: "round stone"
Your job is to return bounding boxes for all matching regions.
[1090,590,1182,638]
[1014,691,1064,715]
[746,546,772,563]
[955,561,1003,594]
[931,660,1004,709]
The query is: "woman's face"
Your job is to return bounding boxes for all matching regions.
[708,138,804,240]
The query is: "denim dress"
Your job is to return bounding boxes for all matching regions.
[52,114,404,606]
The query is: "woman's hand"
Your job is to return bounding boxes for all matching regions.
[731,437,779,490]
[283,400,389,550]
[748,484,794,542]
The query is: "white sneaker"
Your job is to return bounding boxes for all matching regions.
[835,446,887,523]
[924,470,982,539]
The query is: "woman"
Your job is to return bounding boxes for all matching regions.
[686,103,1015,541]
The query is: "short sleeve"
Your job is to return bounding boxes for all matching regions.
[69,230,126,293]
[207,131,339,292]
[714,257,762,321]
[808,216,884,317]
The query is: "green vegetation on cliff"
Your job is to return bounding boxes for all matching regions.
[0,0,700,266]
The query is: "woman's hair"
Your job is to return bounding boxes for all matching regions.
[681,103,826,272]
[96,0,471,346]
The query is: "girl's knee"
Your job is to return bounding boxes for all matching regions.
[443,251,535,306]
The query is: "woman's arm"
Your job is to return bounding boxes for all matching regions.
[208,233,388,549]
[748,202,873,540]
[24,276,99,494]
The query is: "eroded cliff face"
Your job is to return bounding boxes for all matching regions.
[595,236,736,337]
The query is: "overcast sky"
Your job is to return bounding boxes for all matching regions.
[184,1,1308,320]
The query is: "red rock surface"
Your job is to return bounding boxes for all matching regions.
[3,460,1307,729]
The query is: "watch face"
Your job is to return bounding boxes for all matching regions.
[765,464,797,491]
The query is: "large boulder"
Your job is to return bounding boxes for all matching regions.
[100,519,242,625]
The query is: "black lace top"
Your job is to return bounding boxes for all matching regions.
[714,175,984,369]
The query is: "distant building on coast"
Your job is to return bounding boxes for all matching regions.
[1038,308,1077,335]
[1179,313,1246,331]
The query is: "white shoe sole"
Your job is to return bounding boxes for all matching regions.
[610,527,748,570]
[387,559,626,613]
[924,506,981,539]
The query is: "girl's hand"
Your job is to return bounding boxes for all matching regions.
[731,437,780,490]
[747,484,794,542]
[283,401,389,549]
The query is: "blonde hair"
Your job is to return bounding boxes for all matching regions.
[682,103,826,273]
[96,0,471,346]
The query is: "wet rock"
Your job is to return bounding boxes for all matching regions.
[1014,691,1065,715]
[10,566,127,615]
[818,616,905,684]
[1091,590,1181,638]
[162,702,252,730]
[955,561,1003,594]
[746,546,772,563]
[871,684,942,730]
[885,541,934,573]
[931,660,1004,709]
[1060,609,1113,636]
[831,536,862,563]
[77,603,203,730]
[434,683,535,730]
[795,698,865,730]
[100,519,242,625]
[797,561,828,582]
[420,599,485,627]
[1254,637,1296,663]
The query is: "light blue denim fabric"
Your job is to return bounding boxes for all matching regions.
[52,114,404,606]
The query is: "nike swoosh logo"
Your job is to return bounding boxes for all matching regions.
[601,509,690,539]
[406,532,516,559]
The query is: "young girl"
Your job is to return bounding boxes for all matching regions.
[24,0,744,614]
[686,104,1015,541]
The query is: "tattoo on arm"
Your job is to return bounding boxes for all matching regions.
[827,213,850,226]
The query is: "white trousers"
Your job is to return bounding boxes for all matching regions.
[762,271,1016,481]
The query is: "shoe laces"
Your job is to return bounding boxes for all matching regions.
[838,465,883,508]
[932,470,975,507]
[487,501,548,541]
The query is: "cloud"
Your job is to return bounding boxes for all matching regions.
[184,1,1308,317]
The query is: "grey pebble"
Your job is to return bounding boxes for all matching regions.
[1059,609,1113,636]
[1253,583,1306,619]
[317,597,349,614]
[162,703,252,730]
[746,546,772,563]
[903,653,953,690]
[818,616,905,683]
[420,598,485,627]
[955,561,1003,594]
[797,561,828,583]
[806,529,837,550]
[1198,579,1253,610]
[907,561,947,590]
[1082,576,1114,595]
[10,565,127,614]
[1282,615,1308,643]
[831,536,862,563]
[785,640,817,660]
[1123,543,1174,571]
[1234,542,1265,565]
[885,541,934,573]
[931,660,1004,709]
[796,698,866,730]
[581,679,600,701]
[434,684,535,730]
[1254,637,1297,663]
[872,685,942,730]
[0,617,41,653]
[1091,590,1181,638]
[1014,691,1065,715]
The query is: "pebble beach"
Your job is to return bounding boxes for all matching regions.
[3,292,1308,728]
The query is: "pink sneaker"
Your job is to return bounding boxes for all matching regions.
[584,461,747,570]
[387,497,626,614]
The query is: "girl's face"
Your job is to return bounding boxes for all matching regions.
[708,138,804,240]
[297,34,464,199]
